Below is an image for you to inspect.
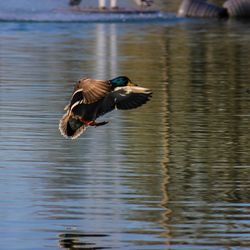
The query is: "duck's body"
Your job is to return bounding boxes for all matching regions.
[59,76,152,139]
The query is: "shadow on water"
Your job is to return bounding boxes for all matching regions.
[58,231,110,250]
[0,13,250,250]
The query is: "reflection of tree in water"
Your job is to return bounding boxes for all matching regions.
[160,22,250,246]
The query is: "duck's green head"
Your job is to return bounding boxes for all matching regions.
[110,76,137,87]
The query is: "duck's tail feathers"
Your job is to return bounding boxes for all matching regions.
[59,112,86,139]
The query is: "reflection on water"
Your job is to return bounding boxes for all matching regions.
[59,231,109,249]
[0,19,250,250]
[95,24,118,78]
[161,20,250,249]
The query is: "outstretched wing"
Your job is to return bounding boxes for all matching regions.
[66,78,111,111]
[97,86,152,117]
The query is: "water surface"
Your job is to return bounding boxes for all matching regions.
[0,19,250,250]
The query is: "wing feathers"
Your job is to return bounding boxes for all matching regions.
[80,79,110,104]
[97,86,152,117]
[67,78,111,109]
[116,92,151,109]
[115,86,152,110]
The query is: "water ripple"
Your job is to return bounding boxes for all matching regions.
[0,19,250,250]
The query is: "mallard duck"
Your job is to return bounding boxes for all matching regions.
[59,76,152,139]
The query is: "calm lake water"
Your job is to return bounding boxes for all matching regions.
[0,17,250,250]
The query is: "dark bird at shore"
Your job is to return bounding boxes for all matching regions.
[69,0,82,7]
[59,76,152,139]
